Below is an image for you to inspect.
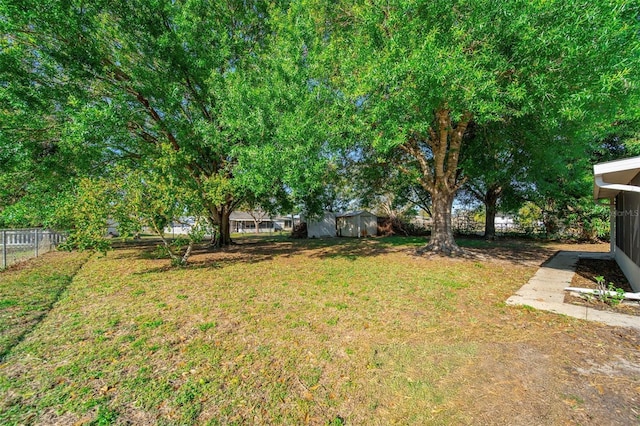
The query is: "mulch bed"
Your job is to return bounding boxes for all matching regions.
[564,257,640,316]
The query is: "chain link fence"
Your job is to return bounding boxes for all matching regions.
[1,228,66,269]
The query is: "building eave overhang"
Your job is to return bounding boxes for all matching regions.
[593,156,640,200]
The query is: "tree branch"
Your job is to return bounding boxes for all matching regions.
[434,108,451,180]
[101,59,182,152]
[398,137,434,192]
[445,111,473,187]
[184,75,213,122]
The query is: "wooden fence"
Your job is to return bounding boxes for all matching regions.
[1,229,66,269]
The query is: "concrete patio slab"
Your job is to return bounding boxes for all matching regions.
[506,251,640,330]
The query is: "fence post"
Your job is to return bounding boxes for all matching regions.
[34,229,39,258]
[2,230,6,269]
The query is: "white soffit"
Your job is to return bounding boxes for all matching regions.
[593,156,640,200]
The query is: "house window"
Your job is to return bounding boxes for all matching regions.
[616,194,624,252]
[616,191,640,266]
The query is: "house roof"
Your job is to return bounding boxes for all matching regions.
[229,211,297,221]
[593,156,640,200]
[229,212,259,221]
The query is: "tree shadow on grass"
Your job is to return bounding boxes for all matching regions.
[464,242,557,267]
[116,235,560,275]
[122,236,398,274]
[0,256,90,361]
[122,237,307,274]
[305,238,397,260]
[381,236,557,266]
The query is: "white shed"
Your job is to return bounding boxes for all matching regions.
[336,211,377,238]
[305,212,337,238]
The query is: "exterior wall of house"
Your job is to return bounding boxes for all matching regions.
[165,218,196,236]
[366,215,378,236]
[273,218,292,231]
[615,249,640,292]
[230,220,277,233]
[614,172,640,292]
[106,220,119,237]
[229,212,297,234]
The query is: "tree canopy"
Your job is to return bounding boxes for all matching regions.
[310,0,640,253]
[2,0,640,257]
[1,0,333,252]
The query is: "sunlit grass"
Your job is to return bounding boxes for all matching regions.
[0,236,624,425]
[0,251,90,359]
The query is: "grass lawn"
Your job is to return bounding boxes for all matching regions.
[0,236,638,425]
[0,251,91,359]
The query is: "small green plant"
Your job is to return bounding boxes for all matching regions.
[608,284,626,306]
[91,405,119,425]
[594,276,626,306]
[594,275,606,295]
[327,415,346,426]
[142,319,164,329]
[198,321,216,332]
[326,316,339,326]
[0,299,18,309]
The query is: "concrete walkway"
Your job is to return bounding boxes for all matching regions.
[506,251,640,330]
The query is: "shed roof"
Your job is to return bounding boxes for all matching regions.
[336,210,376,218]
[593,156,640,200]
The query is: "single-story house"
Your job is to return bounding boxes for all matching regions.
[304,212,337,238]
[336,211,377,238]
[162,213,295,236]
[165,217,208,236]
[593,156,640,291]
[229,211,297,233]
[274,215,297,231]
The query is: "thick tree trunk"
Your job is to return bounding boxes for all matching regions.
[220,209,232,246]
[210,204,233,248]
[484,185,502,240]
[420,191,463,255]
[485,205,496,240]
[399,108,473,256]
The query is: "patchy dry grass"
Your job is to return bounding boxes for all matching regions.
[0,236,638,425]
[0,250,91,359]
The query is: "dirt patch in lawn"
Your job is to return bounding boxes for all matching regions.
[565,257,640,317]
[452,327,640,425]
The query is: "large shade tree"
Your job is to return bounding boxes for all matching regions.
[344,143,433,229]
[459,121,528,240]
[316,0,640,254]
[1,0,331,246]
[0,21,106,226]
[461,112,640,241]
[459,117,564,240]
